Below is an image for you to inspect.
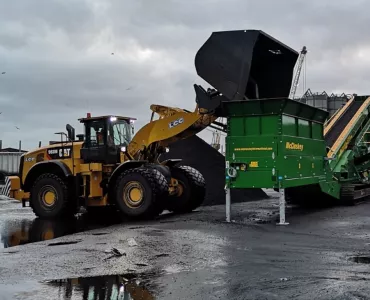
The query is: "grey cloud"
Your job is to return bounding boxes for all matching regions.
[1,0,370,150]
[0,0,102,52]
[0,0,95,33]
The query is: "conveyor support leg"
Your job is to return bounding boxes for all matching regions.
[277,188,289,225]
[226,187,231,223]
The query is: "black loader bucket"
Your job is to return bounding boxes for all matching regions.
[195,30,299,100]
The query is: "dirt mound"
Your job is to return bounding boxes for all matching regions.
[160,135,268,206]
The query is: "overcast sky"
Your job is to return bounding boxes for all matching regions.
[1,0,370,150]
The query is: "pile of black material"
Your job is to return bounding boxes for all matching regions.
[160,135,268,206]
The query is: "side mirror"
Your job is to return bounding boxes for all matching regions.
[66,124,75,141]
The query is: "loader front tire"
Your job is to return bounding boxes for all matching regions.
[115,167,168,219]
[29,173,72,219]
[166,166,206,213]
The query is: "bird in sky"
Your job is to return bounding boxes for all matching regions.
[1,72,5,75]
[15,126,20,130]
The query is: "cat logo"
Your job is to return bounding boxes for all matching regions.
[47,147,72,159]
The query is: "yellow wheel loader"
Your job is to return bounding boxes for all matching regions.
[6,29,297,220]
[7,107,211,219]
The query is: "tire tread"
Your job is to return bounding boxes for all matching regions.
[167,165,206,213]
[115,167,168,218]
[30,173,71,219]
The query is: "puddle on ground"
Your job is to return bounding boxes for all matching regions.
[1,272,158,300]
[41,273,157,300]
[0,211,124,248]
[349,256,370,264]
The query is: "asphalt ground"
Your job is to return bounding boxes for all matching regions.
[1,192,370,299]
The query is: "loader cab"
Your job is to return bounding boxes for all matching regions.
[79,114,136,164]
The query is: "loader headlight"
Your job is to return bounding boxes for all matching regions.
[110,116,117,122]
[165,147,170,153]
[121,146,126,152]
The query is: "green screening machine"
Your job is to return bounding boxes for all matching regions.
[223,98,327,189]
[192,29,370,221]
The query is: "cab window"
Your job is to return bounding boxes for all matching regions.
[108,120,132,147]
[89,120,105,147]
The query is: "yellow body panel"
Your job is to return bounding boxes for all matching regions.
[12,190,29,201]
[8,176,29,201]
[20,142,84,184]
[10,140,112,206]
[79,163,103,173]
[8,176,21,190]
[89,171,103,198]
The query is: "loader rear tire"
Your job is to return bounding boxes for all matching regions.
[29,173,72,219]
[166,166,206,213]
[115,167,168,219]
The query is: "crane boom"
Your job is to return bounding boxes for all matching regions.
[289,46,307,99]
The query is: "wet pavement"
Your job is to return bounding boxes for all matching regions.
[2,193,370,299]
[0,198,124,249]
[3,272,158,299]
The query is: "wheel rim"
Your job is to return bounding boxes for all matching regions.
[42,229,55,240]
[38,185,58,208]
[175,181,184,197]
[123,181,144,208]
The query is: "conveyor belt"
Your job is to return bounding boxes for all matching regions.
[324,97,353,136]
[325,101,363,148]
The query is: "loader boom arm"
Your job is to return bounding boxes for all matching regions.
[127,103,218,160]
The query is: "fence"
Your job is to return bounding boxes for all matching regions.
[0,152,23,175]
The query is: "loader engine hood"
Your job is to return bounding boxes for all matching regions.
[195,30,299,100]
